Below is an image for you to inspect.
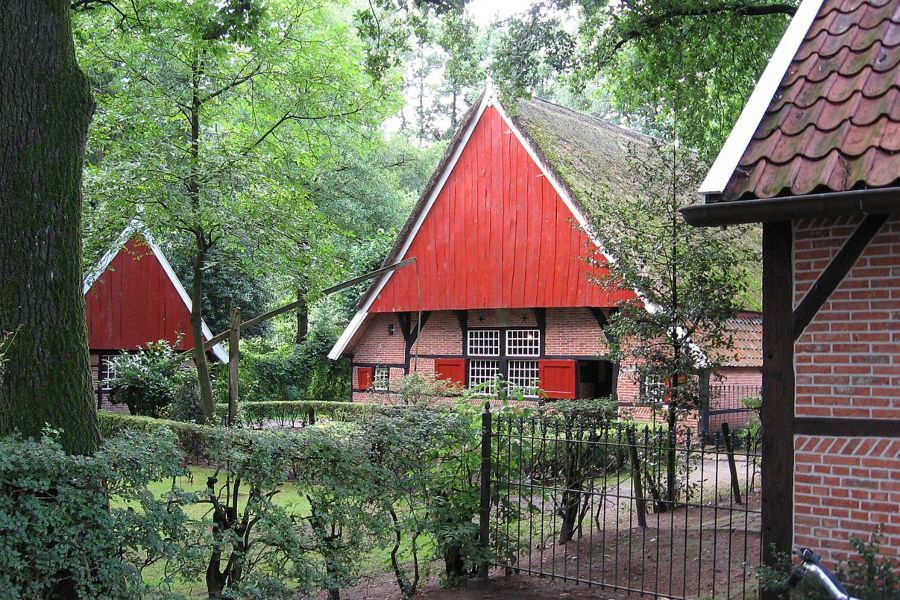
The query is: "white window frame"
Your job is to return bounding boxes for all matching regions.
[467,329,500,356]
[373,366,390,391]
[505,329,540,357]
[468,359,500,394]
[100,356,117,391]
[641,374,667,405]
[507,359,540,397]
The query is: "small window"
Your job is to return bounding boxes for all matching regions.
[506,329,540,357]
[468,359,499,394]
[641,375,667,405]
[507,360,539,397]
[373,366,390,391]
[100,356,118,391]
[467,329,500,356]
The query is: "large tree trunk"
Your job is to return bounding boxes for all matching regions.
[0,0,100,455]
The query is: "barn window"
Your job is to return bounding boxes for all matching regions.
[373,366,390,391]
[641,375,667,405]
[467,329,500,356]
[468,359,499,393]
[100,356,117,391]
[507,360,539,396]
[505,329,540,357]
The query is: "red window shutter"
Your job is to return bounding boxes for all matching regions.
[539,359,576,399]
[434,358,466,386]
[355,367,373,391]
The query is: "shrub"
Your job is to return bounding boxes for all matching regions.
[108,340,201,420]
[0,429,191,599]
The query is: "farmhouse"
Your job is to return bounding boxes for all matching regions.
[330,92,762,425]
[83,224,227,410]
[683,0,900,569]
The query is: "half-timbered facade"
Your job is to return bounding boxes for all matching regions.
[683,0,900,574]
[83,224,227,410]
[331,92,762,418]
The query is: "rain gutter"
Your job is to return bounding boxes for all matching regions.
[681,187,900,227]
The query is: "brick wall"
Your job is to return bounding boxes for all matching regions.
[792,214,900,561]
[545,307,610,356]
[352,313,406,365]
[411,312,462,355]
[794,436,900,562]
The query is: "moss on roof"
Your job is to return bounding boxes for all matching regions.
[513,97,762,312]
[512,98,654,213]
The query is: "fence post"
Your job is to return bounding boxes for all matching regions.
[721,422,743,505]
[478,401,492,581]
[227,307,241,427]
[626,426,648,528]
[698,368,711,442]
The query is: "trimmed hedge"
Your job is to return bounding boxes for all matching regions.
[98,412,214,458]
[212,400,411,428]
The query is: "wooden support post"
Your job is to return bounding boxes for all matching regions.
[627,427,648,528]
[721,422,743,505]
[698,369,711,442]
[761,221,794,600]
[227,307,240,427]
[478,402,492,581]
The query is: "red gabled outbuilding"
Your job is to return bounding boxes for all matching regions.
[83,223,227,409]
[331,91,762,428]
[684,0,900,574]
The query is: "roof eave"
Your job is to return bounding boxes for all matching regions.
[699,0,825,197]
[683,187,900,226]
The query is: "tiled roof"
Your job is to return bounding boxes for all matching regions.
[701,312,763,368]
[724,0,900,201]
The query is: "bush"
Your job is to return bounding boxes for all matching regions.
[213,400,412,428]
[108,340,202,420]
[0,429,190,599]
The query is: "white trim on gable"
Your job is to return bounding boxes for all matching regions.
[84,220,228,364]
[327,91,494,360]
[699,0,824,197]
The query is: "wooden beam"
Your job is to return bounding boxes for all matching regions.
[227,307,240,427]
[793,214,889,340]
[199,258,417,351]
[761,221,795,600]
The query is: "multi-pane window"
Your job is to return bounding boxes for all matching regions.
[468,359,500,394]
[467,329,500,356]
[641,375,667,405]
[506,329,540,357]
[507,360,540,396]
[373,366,390,391]
[100,356,117,391]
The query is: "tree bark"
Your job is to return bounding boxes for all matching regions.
[295,287,308,344]
[0,0,100,454]
[192,241,216,420]
[187,52,215,420]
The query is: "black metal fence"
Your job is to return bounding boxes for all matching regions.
[700,384,761,441]
[480,408,762,599]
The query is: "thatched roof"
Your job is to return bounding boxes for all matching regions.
[511,97,655,215]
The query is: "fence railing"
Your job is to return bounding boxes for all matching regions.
[480,407,762,599]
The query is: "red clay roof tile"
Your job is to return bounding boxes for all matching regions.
[722,0,900,200]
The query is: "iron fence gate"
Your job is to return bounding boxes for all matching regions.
[479,406,762,599]
[700,384,762,441]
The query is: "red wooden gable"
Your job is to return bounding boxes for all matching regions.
[368,106,635,313]
[85,236,201,352]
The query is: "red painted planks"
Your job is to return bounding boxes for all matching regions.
[369,106,634,313]
[84,236,201,352]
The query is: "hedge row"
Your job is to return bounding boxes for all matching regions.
[212,400,412,428]
[98,412,215,458]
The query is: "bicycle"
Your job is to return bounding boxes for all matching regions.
[783,548,860,600]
